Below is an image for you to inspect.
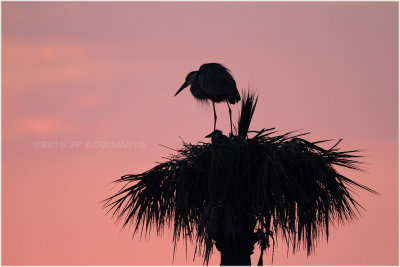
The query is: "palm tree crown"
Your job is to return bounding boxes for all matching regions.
[103,91,378,265]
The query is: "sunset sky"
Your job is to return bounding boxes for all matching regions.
[2,1,398,265]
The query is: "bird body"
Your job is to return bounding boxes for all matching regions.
[176,63,240,104]
[175,63,241,133]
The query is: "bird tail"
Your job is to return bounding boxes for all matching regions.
[229,89,241,104]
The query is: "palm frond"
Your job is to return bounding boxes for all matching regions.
[237,90,258,138]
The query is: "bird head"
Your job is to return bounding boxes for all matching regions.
[205,130,223,138]
[205,130,229,144]
[174,71,197,96]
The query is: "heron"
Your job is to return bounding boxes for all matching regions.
[174,63,241,134]
[205,129,229,144]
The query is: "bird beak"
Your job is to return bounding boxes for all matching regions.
[174,81,190,96]
[205,131,214,138]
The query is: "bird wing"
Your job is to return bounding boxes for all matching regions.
[197,63,241,103]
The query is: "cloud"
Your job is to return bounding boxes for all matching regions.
[14,118,67,135]
[70,92,108,109]
[3,37,91,89]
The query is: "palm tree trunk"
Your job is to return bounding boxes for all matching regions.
[214,214,257,266]
[220,251,252,265]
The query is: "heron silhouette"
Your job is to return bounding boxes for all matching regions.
[175,63,241,134]
[205,129,229,144]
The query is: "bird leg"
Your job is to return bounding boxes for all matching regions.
[212,102,217,131]
[227,102,233,136]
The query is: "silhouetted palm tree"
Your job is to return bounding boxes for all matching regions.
[103,91,378,265]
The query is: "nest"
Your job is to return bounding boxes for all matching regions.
[103,92,378,265]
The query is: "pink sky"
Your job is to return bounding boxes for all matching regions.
[2,2,398,265]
